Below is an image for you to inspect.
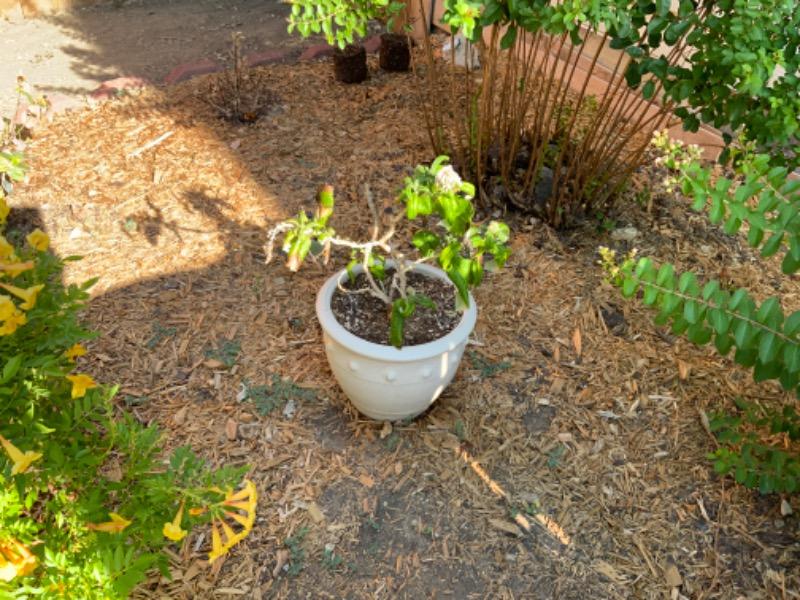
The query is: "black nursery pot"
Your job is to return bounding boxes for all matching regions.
[379,33,411,72]
[333,44,368,84]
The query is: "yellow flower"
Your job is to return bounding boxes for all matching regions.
[0,296,13,321]
[0,261,34,278]
[162,502,187,542]
[87,512,131,534]
[0,538,38,581]
[65,374,97,399]
[0,198,9,224]
[209,520,223,563]
[222,480,258,515]
[0,435,42,475]
[64,343,87,361]
[25,229,49,252]
[0,309,26,336]
[207,480,257,564]
[0,236,14,260]
[0,283,44,310]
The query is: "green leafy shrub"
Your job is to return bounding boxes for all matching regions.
[600,133,800,493]
[286,0,404,48]
[265,157,510,347]
[0,208,257,596]
[417,0,799,226]
[656,132,800,273]
[710,398,799,494]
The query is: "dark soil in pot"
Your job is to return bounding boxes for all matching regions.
[331,271,459,346]
[379,33,411,72]
[333,44,368,84]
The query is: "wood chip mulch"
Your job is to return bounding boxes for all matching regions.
[9,53,799,599]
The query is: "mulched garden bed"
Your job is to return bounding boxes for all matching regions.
[8,51,799,599]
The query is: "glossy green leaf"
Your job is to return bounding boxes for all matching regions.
[758,332,781,364]
[783,344,800,373]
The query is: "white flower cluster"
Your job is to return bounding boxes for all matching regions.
[652,130,702,168]
[651,129,703,192]
[434,165,463,193]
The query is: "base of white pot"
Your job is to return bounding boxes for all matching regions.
[315,263,477,421]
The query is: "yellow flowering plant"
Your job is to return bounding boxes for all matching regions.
[0,209,254,597]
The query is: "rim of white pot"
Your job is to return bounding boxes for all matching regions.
[315,262,477,363]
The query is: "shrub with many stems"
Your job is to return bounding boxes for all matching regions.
[421,0,799,226]
[600,132,800,494]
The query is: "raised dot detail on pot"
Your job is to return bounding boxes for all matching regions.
[349,360,359,372]
[385,370,397,382]
[421,367,432,379]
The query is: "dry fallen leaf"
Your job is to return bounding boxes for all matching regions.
[594,560,626,584]
[379,421,393,439]
[550,378,565,394]
[204,358,225,369]
[664,562,683,588]
[272,549,289,578]
[225,418,238,441]
[677,360,690,380]
[358,473,375,488]
[183,561,201,582]
[572,327,582,357]
[173,406,188,426]
[697,408,712,437]
[488,518,522,537]
[307,502,325,523]
[780,499,793,516]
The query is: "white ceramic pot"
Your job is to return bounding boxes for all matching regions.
[315,263,477,421]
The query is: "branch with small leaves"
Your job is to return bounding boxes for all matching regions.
[600,132,800,494]
[287,0,405,49]
[265,157,510,347]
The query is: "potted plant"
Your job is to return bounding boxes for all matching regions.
[265,157,510,421]
[379,32,411,72]
[333,43,368,84]
[287,0,406,83]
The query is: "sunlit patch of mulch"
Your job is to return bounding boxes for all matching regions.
[8,53,799,599]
